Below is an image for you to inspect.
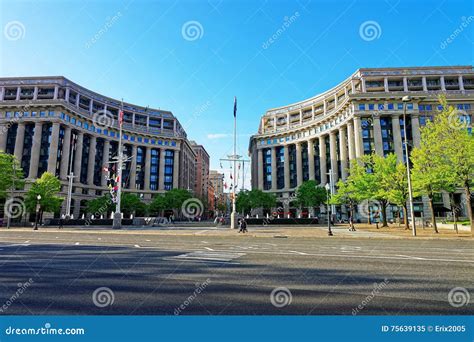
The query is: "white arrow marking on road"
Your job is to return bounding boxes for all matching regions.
[204,247,214,251]
[134,244,141,248]
[396,254,425,260]
[289,250,308,255]
[24,240,30,243]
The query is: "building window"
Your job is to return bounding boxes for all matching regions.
[263,148,272,190]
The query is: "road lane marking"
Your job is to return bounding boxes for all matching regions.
[289,250,308,255]
[74,242,80,245]
[204,247,214,251]
[165,251,245,263]
[134,244,141,248]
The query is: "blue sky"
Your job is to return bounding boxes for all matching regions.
[1,0,473,187]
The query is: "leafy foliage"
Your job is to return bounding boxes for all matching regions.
[25,172,63,215]
[0,152,24,199]
[294,180,326,208]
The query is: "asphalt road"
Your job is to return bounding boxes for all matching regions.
[0,229,472,315]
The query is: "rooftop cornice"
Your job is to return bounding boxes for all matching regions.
[0,76,174,117]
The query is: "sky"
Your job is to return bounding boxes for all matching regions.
[0,0,473,189]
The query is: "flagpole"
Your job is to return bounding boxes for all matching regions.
[113,99,124,229]
[230,97,237,229]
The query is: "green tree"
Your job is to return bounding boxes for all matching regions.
[25,172,63,223]
[236,189,276,215]
[164,188,192,216]
[121,193,147,217]
[331,160,367,230]
[366,153,402,227]
[149,195,168,216]
[0,152,24,199]
[411,120,454,233]
[432,96,474,233]
[86,194,114,217]
[384,161,411,230]
[295,180,326,209]
[236,190,251,214]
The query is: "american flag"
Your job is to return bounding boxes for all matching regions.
[119,110,124,126]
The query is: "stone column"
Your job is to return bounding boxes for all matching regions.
[73,132,84,182]
[459,75,464,91]
[411,115,421,148]
[28,122,43,179]
[329,131,338,183]
[353,117,364,158]
[440,76,446,91]
[422,77,427,91]
[129,145,137,189]
[319,135,327,185]
[307,139,315,181]
[271,147,277,190]
[0,124,8,151]
[347,120,355,160]
[14,123,25,164]
[87,135,96,185]
[47,122,61,175]
[101,140,110,187]
[158,148,166,190]
[403,77,408,91]
[59,126,71,180]
[144,147,151,190]
[339,126,348,180]
[295,142,303,186]
[257,148,264,190]
[283,145,290,190]
[392,115,403,162]
[173,150,180,189]
[372,116,384,156]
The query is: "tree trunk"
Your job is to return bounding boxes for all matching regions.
[367,202,372,225]
[381,200,388,227]
[402,205,409,230]
[464,181,473,236]
[428,195,438,233]
[449,192,458,233]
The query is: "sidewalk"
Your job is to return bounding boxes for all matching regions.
[2,223,471,240]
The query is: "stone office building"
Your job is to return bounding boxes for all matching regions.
[249,66,474,220]
[0,76,198,219]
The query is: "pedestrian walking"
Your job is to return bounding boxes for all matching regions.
[239,218,248,233]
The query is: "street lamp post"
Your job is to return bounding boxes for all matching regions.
[34,194,41,230]
[325,183,333,236]
[402,95,417,237]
